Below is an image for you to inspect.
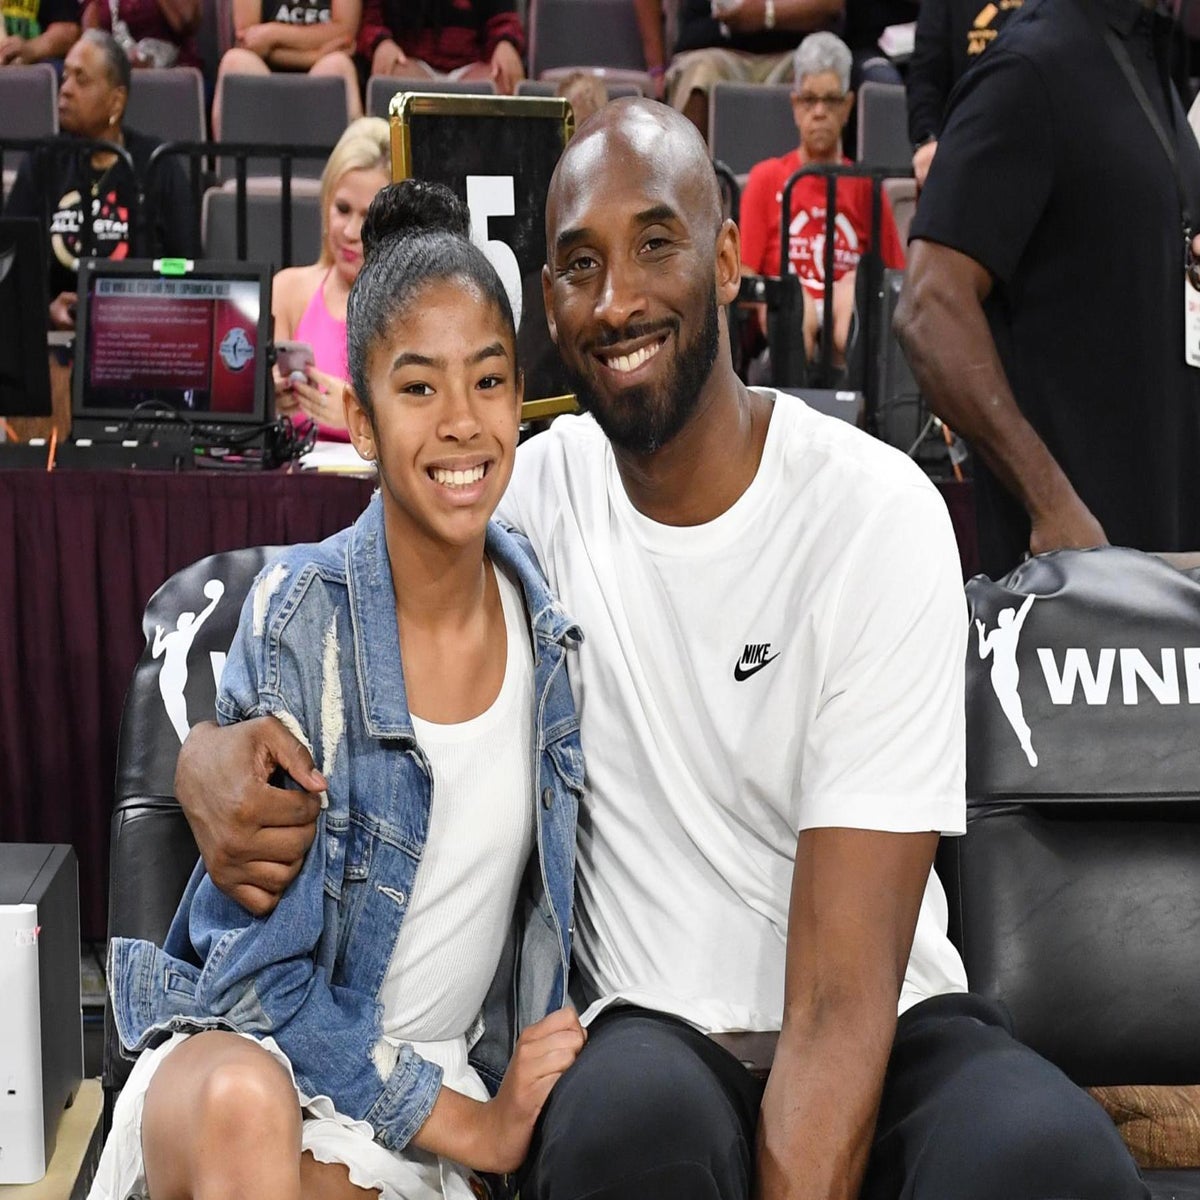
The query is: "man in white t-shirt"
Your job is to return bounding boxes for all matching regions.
[177,100,1147,1199]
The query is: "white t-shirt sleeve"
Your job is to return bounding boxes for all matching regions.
[496,430,552,544]
[800,483,967,836]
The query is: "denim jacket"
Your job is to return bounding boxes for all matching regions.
[109,494,584,1152]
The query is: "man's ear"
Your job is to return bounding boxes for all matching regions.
[541,263,559,345]
[343,384,376,462]
[715,217,741,307]
[846,88,856,115]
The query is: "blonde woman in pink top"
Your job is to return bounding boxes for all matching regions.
[273,116,389,442]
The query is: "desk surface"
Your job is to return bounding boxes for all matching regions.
[0,1080,102,1200]
[0,469,377,940]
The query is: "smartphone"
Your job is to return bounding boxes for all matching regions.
[275,340,315,378]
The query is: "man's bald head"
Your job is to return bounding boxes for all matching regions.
[540,97,743,459]
[547,98,724,249]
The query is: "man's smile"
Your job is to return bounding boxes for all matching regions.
[596,334,668,375]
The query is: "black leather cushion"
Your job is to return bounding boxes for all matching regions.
[103,546,282,1099]
[939,802,1200,1085]
[946,547,1200,1090]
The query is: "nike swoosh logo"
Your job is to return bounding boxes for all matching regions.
[733,652,781,682]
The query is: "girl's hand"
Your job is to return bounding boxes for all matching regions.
[273,368,301,416]
[293,367,349,432]
[476,1007,586,1173]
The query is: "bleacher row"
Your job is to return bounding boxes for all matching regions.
[0,61,918,274]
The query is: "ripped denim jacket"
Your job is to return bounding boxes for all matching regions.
[108,493,584,1151]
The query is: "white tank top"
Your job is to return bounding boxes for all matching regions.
[380,563,535,1043]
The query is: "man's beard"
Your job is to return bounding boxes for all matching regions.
[564,287,721,456]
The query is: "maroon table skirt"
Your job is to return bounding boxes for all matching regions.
[0,468,377,940]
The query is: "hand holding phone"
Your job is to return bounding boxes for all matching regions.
[275,340,315,380]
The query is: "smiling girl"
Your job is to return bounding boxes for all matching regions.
[93,180,586,1200]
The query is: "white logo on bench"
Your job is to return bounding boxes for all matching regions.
[152,579,226,743]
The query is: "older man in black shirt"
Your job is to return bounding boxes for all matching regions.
[896,0,1200,579]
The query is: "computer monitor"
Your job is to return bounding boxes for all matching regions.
[0,218,53,419]
[71,258,272,438]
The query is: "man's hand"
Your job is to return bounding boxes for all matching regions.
[175,717,327,916]
[372,37,406,75]
[897,240,1101,570]
[489,38,523,95]
[0,35,25,63]
[912,139,937,189]
[1028,494,1107,559]
[49,291,77,330]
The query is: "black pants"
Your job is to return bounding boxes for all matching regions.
[517,995,1148,1200]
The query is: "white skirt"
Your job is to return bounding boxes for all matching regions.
[89,1031,492,1200]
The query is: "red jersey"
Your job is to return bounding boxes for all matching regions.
[739,150,906,300]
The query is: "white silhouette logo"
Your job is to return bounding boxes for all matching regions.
[219,327,254,371]
[152,579,225,743]
[975,594,1037,767]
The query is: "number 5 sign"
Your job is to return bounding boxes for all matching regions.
[388,93,575,407]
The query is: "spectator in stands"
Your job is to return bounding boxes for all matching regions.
[81,0,200,68]
[842,0,910,83]
[740,32,904,363]
[171,96,1150,1200]
[2,30,195,329]
[272,116,388,441]
[633,0,842,139]
[555,71,606,126]
[358,0,524,95]
[897,0,1200,578]
[94,177,587,1200]
[212,0,362,138]
[0,0,79,68]
[906,0,1022,187]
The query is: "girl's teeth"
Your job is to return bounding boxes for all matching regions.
[432,465,485,487]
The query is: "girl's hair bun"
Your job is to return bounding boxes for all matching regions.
[361,179,471,261]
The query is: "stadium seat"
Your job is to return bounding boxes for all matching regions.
[366,74,497,118]
[124,67,207,145]
[202,187,322,270]
[527,0,647,78]
[537,66,653,94]
[515,77,646,100]
[882,175,916,245]
[0,64,57,194]
[102,547,283,1124]
[855,81,909,170]
[216,74,348,183]
[709,82,794,180]
[197,0,235,91]
[944,548,1200,1194]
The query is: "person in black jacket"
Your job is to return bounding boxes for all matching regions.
[2,29,195,328]
[905,0,1022,186]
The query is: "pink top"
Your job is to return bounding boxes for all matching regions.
[293,269,351,443]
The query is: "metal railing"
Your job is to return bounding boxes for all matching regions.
[776,162,915,428]
[1,135,336,269]
[145,140,335,267]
